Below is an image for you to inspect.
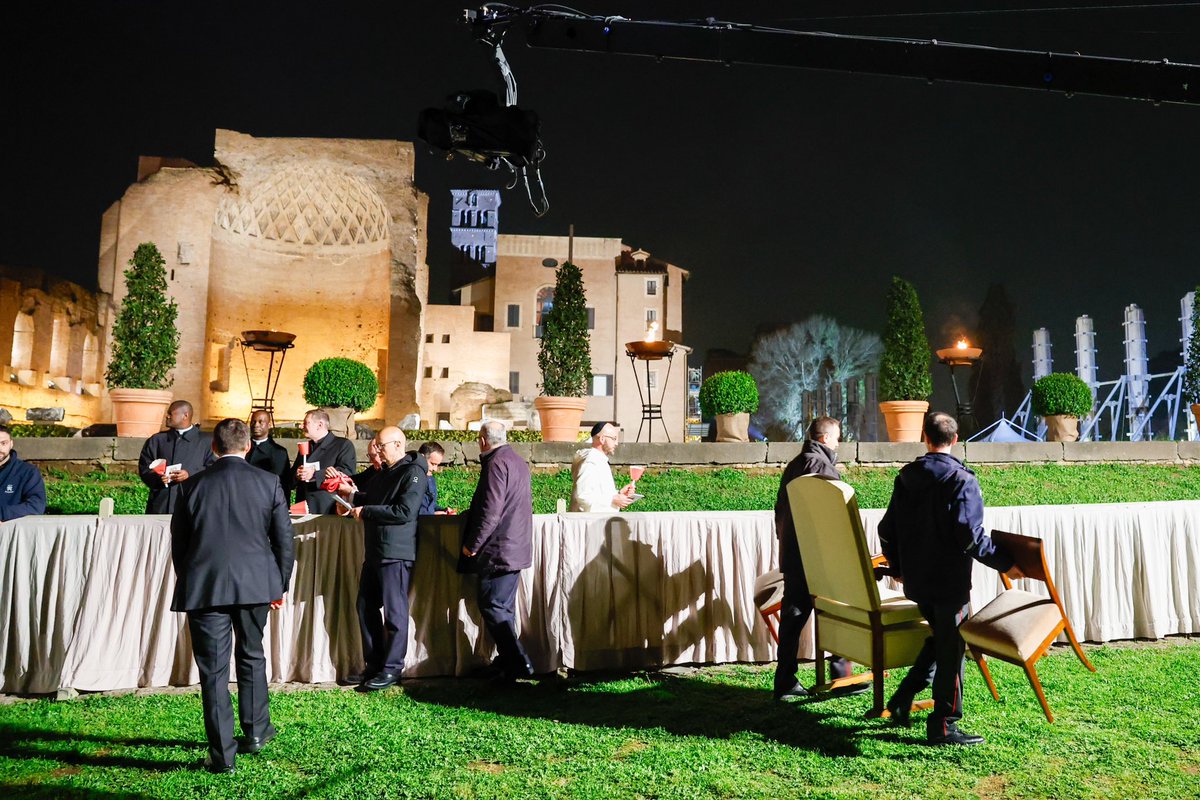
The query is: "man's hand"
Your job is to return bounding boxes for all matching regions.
[612,492,634,509]
[323,466,342,479]
[160,473,172,486]
[173,469,190,483]
[297,465,316,483]
[336,482,357,498]
[349,506,364,520]
[269,599,284,610]
[461,545,475,558]
[1005,564,1025,581]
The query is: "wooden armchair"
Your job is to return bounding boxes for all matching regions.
[753,569,785,644]
[959,529,1096,723]
[787,476,931,716]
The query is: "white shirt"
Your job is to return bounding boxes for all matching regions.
[569,447,619,512]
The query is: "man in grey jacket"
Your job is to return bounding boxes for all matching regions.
[460,420,534,681]
[345,427,428,691]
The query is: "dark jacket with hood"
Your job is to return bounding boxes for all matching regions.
[0,452,46,521]
[878,451,1013,606]
[774,439,840,576]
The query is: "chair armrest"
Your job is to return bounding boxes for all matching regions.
[870,554,888,568]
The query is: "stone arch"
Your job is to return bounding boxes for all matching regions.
[48,312,69,376]
[11,312,33,370]
[82,331,99,383]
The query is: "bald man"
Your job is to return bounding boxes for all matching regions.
[341,427,428,690]
[569,421,635,512]
[138,400,214,514]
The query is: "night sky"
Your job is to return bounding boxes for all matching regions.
[4,2,1199,411]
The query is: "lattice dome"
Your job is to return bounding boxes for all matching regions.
[214,166,390,246]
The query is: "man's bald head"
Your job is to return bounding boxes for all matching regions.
[376,426,407,466]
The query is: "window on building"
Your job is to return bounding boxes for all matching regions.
[507,304,520,328]
[425,334,434,344]
[648,370,659,390]
[424,366,433,378]
[646,308,658,326]
[442,334,451,344]
[591,374,613,396]
[440,367,449,378]
[11,313,34,371]
[646,279,658,296]
[586,307,595,330]
[509,371,520,395]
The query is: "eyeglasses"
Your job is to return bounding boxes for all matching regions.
[377,440,403,448]
[600,434,618,442]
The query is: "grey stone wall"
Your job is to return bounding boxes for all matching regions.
[16,438,1200,470]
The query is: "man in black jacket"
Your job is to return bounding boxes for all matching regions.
[460,421,535,682]
[345,426,427,691]
[0,424,46,521]
[879,411,1021,746]
[247,410,291,497]
[772,415,859,701]
[170,418,295,773]
[292,409,358,513]
[138,400,214,514]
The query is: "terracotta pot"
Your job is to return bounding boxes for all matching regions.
[110,388,173,438]
[534,396,588,442]
[1044,414,1080,442]
[322,406,356,439]
[878,400,929,443]
[715,412,750,442]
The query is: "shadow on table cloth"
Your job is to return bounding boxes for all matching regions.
[565,515,729,671]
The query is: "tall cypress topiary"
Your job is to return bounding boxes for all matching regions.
[105,242,180,389]
[878,276,932,402]
[537,261,592,397]
[1183,286,1200,405]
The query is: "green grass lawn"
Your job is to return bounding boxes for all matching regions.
[2,642,1198,798]
[42,463,1200,515]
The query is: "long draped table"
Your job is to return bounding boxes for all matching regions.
[2,501,1199,693]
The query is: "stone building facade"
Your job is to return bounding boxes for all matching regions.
[97,129,429,425]
[0,267,105,427]
[453,234,690,440]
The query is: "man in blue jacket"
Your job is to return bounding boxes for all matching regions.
[460,420,534,682]
[0,424,46,521]
[879,411,1021,746]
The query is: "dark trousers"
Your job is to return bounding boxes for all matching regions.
[478,570,532,675]
[357,559,414,673]
[187,605,272,768]
[774,570,850,692]
[890,601,969,738]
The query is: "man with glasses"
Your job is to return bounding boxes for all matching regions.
[340,427,428,691]
[569,421,635,512]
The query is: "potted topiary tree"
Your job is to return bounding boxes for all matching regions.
[699,371,759,442]
[1031,372,1094,442]
[877,276,933,442]
[105,242,180,437]
[1182,286,1200,429]
[534,261,591,441]
[303,357,379,438]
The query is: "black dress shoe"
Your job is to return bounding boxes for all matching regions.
[236,727,277,755]
[928,727,985,746]
[202,754,235,774]
[773,683,810,703]
[361,671,401,691]
[886,697,912,726]
[341,672,374,686]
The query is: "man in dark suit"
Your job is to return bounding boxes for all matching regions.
[138,400,214,513]
[247,410,292,497]
[343,427,427,691]
[772,415,862,701]
[291,409,357,513]
[417,441,449,515]
[171,418,295,774]
[460,421,534,681]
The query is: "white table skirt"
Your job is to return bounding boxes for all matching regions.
[2,501,1199,693]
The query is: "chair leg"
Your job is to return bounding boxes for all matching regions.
[1062,622,1096,673]
[970,649,1000,701]
[761,610,780,645]
[1024,661,1055,723]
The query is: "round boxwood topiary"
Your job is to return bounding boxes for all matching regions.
[699,371,759,417]
[1031,372,1094,418]
[302,358,379,413]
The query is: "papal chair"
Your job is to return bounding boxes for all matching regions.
[787,476,931,716]
[959,529,1096,723]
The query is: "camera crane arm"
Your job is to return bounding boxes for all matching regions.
[467,4,1200,107]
